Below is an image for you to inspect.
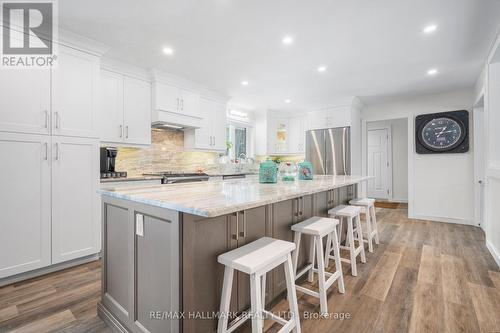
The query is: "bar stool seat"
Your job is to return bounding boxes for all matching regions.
[349,198,379,253]
[217,237,301,333]
[327,205,366,276]
[291,217,345,315]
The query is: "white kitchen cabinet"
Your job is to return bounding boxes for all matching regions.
[289,116,307,153]
[51,136,100,264]
[99,70,151,146]
[184,97,227,151]
[99,70,124,142]
[123,76,151,145]
[52,46,100,138]
[0,69,51,135]
[0,133,51,279]
[308,106,351,130]
[153,82,200,117]
[267,117,290,154]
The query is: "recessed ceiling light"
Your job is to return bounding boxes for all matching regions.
[423,24,438,34]
[162,46,174,56]
[285,99,291,104]
[241,81,249,86]
[317,66,327,72]
[427,68,438,76]
[282,36,294,45]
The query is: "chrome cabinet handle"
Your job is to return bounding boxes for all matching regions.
[44,110,49,129]
[176,98,180,111]
[239,211,246,237]
[181,99,184,111]
[232,212,239,240]
[43,142,48,160]
[125,126,129,138]
[295,198,300,217]
[55,143,60,160]
[54,112,60,129]
[119,125,123,138]
[299,197,304,216]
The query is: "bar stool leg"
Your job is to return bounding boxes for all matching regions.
[250,273,263,333]
[308,236,316,283]
[356,215,366,263]
[284,254,302,333]
[364,205,374,253]
[331,228,345,294]
[218,266,234,333]
[315,235,328,315]
[371,204,380,244]
[347,216,357,277]
[292,232,301,275]
[338,216,344,246]
[324,232,332,268]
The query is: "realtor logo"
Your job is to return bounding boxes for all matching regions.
[1,0,57,68]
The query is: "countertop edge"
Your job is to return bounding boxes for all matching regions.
[99,177,371,218]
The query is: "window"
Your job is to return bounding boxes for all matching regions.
[226,123,253,159]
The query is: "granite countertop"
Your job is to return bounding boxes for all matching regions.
[99,175,372,217]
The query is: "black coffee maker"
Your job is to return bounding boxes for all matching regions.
[100,147,126,178]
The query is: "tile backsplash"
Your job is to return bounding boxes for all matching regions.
[114,129,220,177]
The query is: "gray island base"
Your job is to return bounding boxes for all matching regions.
[97,175,370,333]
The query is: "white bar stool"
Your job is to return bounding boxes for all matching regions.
[291,217,345,315]
[217,237,301,333]
[327,205,366,276]
[349,198,379,253]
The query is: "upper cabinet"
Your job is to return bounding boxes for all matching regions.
[52,46,100,138]
[0,45,99,138]
[184,97,227,152]
[153,82,200,117]
[307,106,352,130]
[99,69,151,146]
[262,114,307,155]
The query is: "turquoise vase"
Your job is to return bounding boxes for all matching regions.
[259,159,277,183]
[298,161,314,180]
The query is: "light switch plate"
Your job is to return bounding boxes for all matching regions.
[136,214,144,237]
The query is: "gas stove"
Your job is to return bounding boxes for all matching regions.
[142,172,210,184]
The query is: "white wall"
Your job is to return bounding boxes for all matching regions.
[361,89,475,225]
[367,118,408,202]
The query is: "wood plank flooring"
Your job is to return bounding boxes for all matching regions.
[0,207,499,333]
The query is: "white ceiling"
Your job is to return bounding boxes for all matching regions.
[59,0,500,109]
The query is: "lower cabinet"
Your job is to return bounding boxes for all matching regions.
[0,133,100,280]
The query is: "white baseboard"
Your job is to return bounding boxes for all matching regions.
[486,240,500,268]
[389,198,408,203]
[409,213,477,226]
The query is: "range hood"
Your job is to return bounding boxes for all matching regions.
[151,110,202,130]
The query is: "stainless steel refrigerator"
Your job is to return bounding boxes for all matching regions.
[305,127,351,175]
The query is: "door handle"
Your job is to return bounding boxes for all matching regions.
[119,125,123,138]
[232,212,239,240]
[181,99,184,111]
[176,98,180,111]
[55,143,60,160]
[54,112,60,129]
[44,110,49,129]
[300,197,304,216]
[294,198,300,217]
[239,211,246,237]
[43,142,48,160]
[125,125,129,139]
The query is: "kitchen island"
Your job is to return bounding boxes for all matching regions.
[98,175,370,333]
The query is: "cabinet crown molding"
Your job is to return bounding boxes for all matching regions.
[57,29,110,57]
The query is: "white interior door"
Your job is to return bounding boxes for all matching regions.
[367,128,390,199]
[0,133,51,278]
[474,106,486,228]
[51,136,100,264]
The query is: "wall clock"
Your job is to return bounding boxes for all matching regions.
[415,110,469,154]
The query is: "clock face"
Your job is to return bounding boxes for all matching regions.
[421,117,463,150]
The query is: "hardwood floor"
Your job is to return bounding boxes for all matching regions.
[0,207,499,333]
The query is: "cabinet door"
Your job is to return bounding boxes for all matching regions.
[289,117,301,154]
[211,100,227,151]
[236,207,267,311]
[314,191,329,217]
[51,136,100,264]
[123,76,151,145]
[182,214,238,333]
[52,46,99,138]
[180,89,200,118]
[153,82,180,113]
[0,69,50,135]
[191,98,212,150]
[99,70,124,143]
[271,199,295,297]
[0,133,51,278]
